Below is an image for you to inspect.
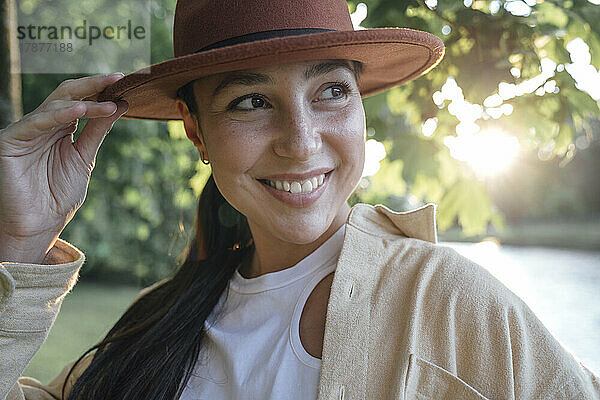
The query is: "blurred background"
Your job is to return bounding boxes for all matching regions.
[1,0,599,384]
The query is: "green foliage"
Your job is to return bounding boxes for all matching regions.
[355,0,600,236]
[15,0,600,283]
[356,158,407,206]
[60,116,209,286]
[437,178,501,237]
[17,0,206,285]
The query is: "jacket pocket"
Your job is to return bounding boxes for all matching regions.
[404,354,490,400]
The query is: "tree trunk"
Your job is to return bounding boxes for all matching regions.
[0,0,22,129]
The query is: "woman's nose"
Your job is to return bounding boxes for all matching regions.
[272,106,322,160]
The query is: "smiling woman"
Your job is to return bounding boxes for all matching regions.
[2,0,600,399]
[175,59,366,280]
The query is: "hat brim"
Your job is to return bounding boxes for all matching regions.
[95,28,444,121]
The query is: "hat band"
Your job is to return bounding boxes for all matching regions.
[194,28,336,53]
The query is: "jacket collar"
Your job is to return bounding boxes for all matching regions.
[347,202,438,244]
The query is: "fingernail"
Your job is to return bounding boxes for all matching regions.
[109,72,125,79]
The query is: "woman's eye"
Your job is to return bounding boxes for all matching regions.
[228,81,351,111]
[318,82,351,101]
[323,86,344,99]
[230,95,268,111]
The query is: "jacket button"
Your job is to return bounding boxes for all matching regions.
[346,281,357,300]
[338,385,346,400]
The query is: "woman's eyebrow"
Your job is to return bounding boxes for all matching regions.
[303,60,354,81]
[211,60,354,99]
[212,73,275,98]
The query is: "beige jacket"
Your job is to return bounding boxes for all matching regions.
[1,203,599,400]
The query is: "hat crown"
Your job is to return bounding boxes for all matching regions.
[173,0,354,57]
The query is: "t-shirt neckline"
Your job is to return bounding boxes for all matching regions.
[230,224,346,294]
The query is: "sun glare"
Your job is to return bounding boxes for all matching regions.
[444,129,520,176]
[362,139,386,177]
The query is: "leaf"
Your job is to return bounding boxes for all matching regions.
[541,36,572,65]
[564,87,600,119]
[411,172,444,203]
[436,147,460,187]
[535,2,569,28]
[386,85,421,127]
[359,159,407,204]
[555,122,574,155]
[168,120,187,140]
[586,32,600,69]
[389,135,441,182]
[438,179,492,236]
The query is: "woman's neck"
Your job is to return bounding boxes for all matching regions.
[238,203,351,279]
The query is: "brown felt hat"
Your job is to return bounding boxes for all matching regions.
[96,0,445,121]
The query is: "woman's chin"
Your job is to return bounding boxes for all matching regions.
[253,213,335,245]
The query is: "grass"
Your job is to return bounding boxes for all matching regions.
[22,282,141,385]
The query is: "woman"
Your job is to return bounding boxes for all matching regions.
[1,0,599,399]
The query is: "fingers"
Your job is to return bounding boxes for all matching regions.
[44,99,117,112]
[7,73,125,142]
[44,73,124,104]
[19,101,119,141]
[73,100,128,168]
[56,120,79,136]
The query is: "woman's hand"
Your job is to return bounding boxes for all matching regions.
[0,73,128,264]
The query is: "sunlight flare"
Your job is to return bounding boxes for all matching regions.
[444,129,520,176]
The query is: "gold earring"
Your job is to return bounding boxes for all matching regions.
[201,151,210,165]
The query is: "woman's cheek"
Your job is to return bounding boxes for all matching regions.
[351,140,366,186]
[341,125,366,189]
[331,109,365,160]
[206,123,267,173]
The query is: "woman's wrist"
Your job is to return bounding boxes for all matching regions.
[0,234,50,264]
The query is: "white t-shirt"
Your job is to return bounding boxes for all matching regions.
[180,224,346,400]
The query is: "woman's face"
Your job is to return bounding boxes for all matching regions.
[176,59,365,245]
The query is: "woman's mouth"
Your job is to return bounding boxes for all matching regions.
[256,171,331,207]
[260,173,325,194]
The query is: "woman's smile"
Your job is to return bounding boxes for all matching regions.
[256,170,333,208]
[177,58,365,251]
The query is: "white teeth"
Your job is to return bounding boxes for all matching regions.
[265,173,327,194]
[311,176,318,188]
[301,180,313,193]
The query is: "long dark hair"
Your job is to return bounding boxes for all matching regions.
[64,172,251,399]
[64,59,362,399]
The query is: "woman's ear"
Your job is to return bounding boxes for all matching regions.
[175,98,206,153]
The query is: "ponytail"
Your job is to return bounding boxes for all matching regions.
[64,174,252,399]
[63,58,362,399]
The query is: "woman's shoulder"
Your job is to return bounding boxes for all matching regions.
[377,238,517,312]
[347,203,503,300]
[356,223,597,398]
[343,206,519,319]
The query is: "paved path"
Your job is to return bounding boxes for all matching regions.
[443,241,600,376]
